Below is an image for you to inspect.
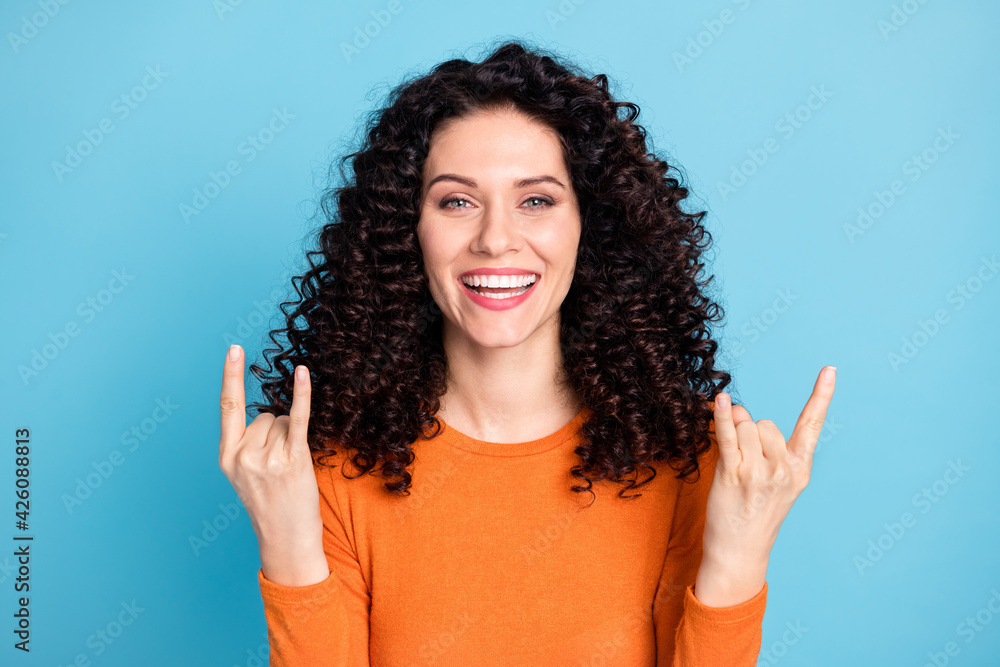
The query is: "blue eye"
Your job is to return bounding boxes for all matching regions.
[438,196,555,209]
[524,196,554,208]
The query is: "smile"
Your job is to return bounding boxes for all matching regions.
[457,274,540,310]
[460,273,537,298]
[463,283,534,299]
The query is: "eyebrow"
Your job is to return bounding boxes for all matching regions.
[424,173,566,194]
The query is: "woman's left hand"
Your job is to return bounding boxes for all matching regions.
[695,365,837,605]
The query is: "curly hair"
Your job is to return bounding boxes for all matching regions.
[247,37,737,505]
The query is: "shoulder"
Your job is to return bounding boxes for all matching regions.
[309,444,363,493]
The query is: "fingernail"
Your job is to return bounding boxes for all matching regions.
[717,393,730,408]
[228,345,241,361]
[296,366,307,382]
[823,366,836,383]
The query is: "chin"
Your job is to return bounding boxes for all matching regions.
[464,327,534,349]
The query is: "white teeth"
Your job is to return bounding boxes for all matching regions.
[460,274,538,288]
[470,286,530,299]
[459,273,538,299]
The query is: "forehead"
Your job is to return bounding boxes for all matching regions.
[423,109,567,181]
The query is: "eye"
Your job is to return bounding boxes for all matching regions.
[437,195,555,210]
[523,196,554,209]
[440,196,471,209]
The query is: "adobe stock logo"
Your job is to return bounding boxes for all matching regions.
[178,107,295,224]
[545,0,590,30]
[57,599,145,663]
[214,0,246,21]
[852,459,970,576]
[729,287,799,359]
[671,0,754,72]
[189,501,242,556]
[221,268,294,347]
[877,0,932,40]
[757,618,809,666]
[7,0,73,54]
[61,396,179,514]
[715,85,833,202]
[339,0,406,64]
[843,126,958,244]
[51,66,169,182]
[921,588,1000,665]
[18,268,135,385]
[886,253,996,372]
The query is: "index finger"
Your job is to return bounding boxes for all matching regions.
[788,365,836,460]
[220,344,247,453]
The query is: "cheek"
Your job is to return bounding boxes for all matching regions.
[534,222,580,265]
[417,231,456,296]
[416,222,438,265]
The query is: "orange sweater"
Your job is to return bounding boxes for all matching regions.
[257,406,767,666]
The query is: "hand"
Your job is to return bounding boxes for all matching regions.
[217,344,328,586]
[697,366,837,600]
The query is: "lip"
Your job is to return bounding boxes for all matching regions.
[459,267,540,278]
[457,273,539,311]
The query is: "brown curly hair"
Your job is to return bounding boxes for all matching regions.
[247,37,736,505]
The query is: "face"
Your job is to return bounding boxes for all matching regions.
[416,107,582,350]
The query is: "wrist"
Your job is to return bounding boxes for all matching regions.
[693,555,768,607]
[260,547,330,587]
[258,533,328,587]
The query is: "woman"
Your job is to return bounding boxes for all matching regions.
[218,39,836,666]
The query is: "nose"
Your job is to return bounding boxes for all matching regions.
[472,201,521,256]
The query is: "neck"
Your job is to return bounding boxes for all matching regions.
[435,316,582,444]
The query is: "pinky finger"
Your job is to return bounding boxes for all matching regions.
[713,393,741,475]
[286,365,312,458]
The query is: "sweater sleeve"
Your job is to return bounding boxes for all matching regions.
[653,423,768,666]
[256,460,370,666]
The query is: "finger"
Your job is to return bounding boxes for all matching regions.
[730,403,765,470]
[788,366,836,460]
[220,345,247,455]
[731,404,753,426]
[286,365,312,458]
[712,393,742,475]
[755,419,786,464]
[734,417,764,470]
[246,412,277,449]
[263,414,290,457]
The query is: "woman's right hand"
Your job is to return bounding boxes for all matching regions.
[218,344,330,587]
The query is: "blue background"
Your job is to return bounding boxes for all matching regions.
[1,1,998,665]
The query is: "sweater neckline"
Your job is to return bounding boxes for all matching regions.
[429,405,591,457]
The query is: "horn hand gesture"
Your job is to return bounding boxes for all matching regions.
[695,366,837,606]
